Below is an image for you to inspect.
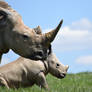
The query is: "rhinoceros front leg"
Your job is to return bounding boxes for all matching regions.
[36,72,49,90]
[0,76,9,89]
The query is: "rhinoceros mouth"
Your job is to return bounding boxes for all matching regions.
[57,73,66,79]
[26,54,47,61]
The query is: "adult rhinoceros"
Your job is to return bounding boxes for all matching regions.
[0,1,63,62]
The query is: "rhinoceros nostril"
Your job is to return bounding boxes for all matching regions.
[37,51,43,56]
[63,73,66,76]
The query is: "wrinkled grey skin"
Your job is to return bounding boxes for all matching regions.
[0,1,63,62]
[0,51,69,90]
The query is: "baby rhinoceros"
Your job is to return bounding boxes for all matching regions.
[0,50,69,90]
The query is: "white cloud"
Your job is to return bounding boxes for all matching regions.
[44,18,92,52]
[76,55,92,65]
[70,18,92,31]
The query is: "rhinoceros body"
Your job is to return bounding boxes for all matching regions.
[0,51,69,89]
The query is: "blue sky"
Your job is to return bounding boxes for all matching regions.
[1,0,92,73]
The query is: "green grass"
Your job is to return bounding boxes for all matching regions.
[0,72,92,92]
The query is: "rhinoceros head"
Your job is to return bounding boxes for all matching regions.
[0,1,63,61]
[47,49,69,79]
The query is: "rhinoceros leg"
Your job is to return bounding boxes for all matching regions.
[36,72,48,90]
[0,76,9,89]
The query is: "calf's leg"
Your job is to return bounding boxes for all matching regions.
[36,72,49,90]
[0,77,9,89]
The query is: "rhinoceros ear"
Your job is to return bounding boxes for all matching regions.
[44,19,63,43]
[33,26,42,34]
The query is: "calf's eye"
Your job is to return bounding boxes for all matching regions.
[56,63,60,68]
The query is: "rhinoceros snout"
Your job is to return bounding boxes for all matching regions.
[26,51,48,60]
[60,73,66,78]
[59,65,69,78]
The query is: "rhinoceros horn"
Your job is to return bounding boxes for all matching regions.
[44,19,63,43]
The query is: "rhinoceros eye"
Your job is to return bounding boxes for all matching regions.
[56,63,60,68]
[22,34,29,40]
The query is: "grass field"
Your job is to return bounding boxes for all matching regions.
[0,72,92,92]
